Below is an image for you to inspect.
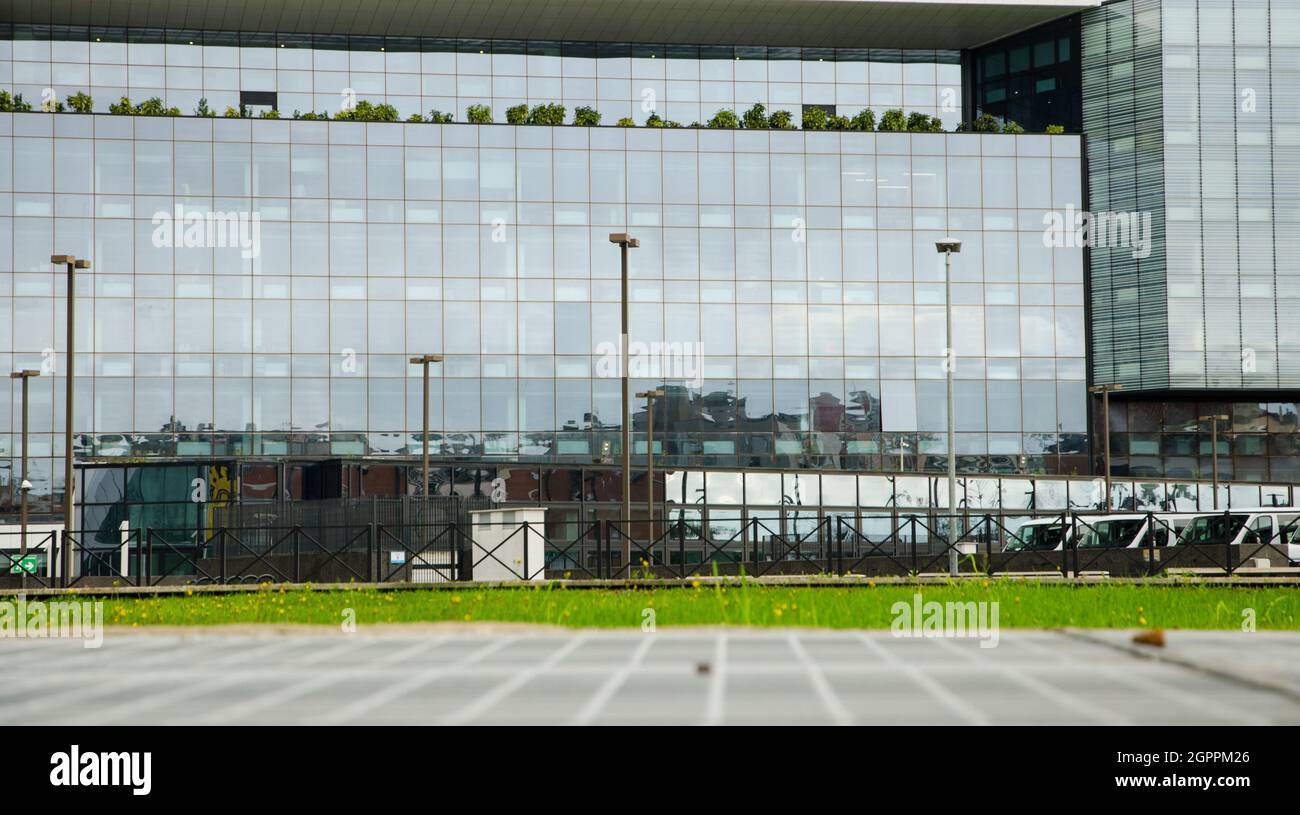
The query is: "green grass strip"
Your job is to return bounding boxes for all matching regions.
[90,581,1300,630]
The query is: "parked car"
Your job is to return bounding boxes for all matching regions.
[1004,518,1074,552]
[1075,513,1192,549]
[1175,508,1300,564]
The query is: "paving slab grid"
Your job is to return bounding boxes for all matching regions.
[2,630,1298,725]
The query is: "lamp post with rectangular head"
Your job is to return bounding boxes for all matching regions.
[10,370,39,588]
[1088,383,1123,506]
[1198,413,1230,509]
[637,388,665,544]
[609,233,639,570]
[935,238,961,577]
[52,254,89,586]
[409,354,444,499]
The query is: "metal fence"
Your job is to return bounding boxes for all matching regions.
[1,509,1294,588]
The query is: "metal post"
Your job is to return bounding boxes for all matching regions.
[422,360,429,498]
[646,395,654,544]
[65,260,75,584]
[1199,413,1229,509]
[608,234,639,570]
[943,249,958,577]
[1089,384,1123,508]
[620,246,630,557]
[52,255,88,586]
[1211,420,1219,507]
[636,388,664,551]
[409,354,443,501]
[934,239,962,577]
[19,375,27,587]
[1224,508,1233,575]
[602,519,611,580]
[368,522,375,583]
[984,514,995,576]
[677,516,685,579]
[11,371,39,588]
[910,516,918,575]
[1144,511,1156,576]
[1102,387,1111,498]
[1063,510,1073,578]
[835,517,844,576]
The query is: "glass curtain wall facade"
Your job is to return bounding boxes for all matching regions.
[1,26,964,130]
[0,111,1088,510]
[1160,0,1300,390]
[1080,0,1300,391]
[1081,0,1169,389]
[1099,397,1300,481]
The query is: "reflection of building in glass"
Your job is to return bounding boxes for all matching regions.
[0,120,1091,489]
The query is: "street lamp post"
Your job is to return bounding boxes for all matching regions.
[409,354,445,499]
[935,238,961,577]
[1198,413,1230,509]
[10,370,39,588]
[51,254,89,586]
[608,233,639,570]
[1088,383,1124,507]
[637,388,665,544]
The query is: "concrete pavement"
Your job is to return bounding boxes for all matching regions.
[2,628,1298,725]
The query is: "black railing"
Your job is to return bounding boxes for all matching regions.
[3,509,1295,588]
[0,529,58,588]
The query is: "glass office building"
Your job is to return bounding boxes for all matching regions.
[0,113,1088,500]
[0,0,1296,519]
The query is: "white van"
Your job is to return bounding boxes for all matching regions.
[1004,518,1075,552]
[1074,513,1193,550]
[1175,508,1300,564]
